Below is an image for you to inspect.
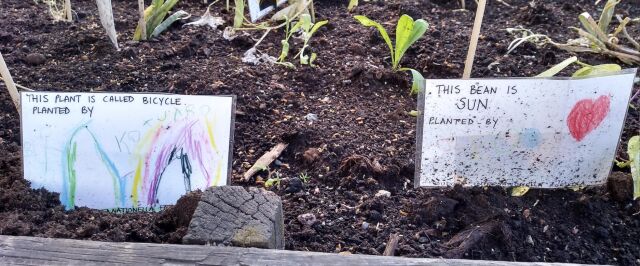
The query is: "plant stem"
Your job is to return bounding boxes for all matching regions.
[462,0,487,78]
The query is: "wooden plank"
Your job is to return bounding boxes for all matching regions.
[0,235,589,265]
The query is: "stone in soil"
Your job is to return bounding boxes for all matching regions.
[25,53,45,65]
[183,186,284,249]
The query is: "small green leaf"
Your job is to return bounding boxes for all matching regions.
[348,0,358,11]
[569,185,585,191]
[578,12,609,42]
[278,40,290,62]
[265,178,279,188]
[572,64,621,77]
[289,18,305,38]
[616,159,630,168]
[151,10,189,38]
[394,15,428,69]
[309,20,328,36]
[309,52,317,66]
[400,68,424,95]
[233,0,244,28]
[511,186,530,196]
[354,15,394,65]
[299,14,312,32]
[628,136,640,199]
[535,56,578,77]
[148,0,180,35]
[408,110,419,117]
[598,0,620,33]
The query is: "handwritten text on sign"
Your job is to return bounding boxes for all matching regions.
[416,70,636,187]
[21,92,234,211]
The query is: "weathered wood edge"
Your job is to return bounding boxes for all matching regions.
[0,235,595,266]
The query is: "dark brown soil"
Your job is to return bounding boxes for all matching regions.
[1,0,639,264]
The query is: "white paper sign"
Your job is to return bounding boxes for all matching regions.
[21,92,235,211]
[416,70,636,187]
[248,0,287,22]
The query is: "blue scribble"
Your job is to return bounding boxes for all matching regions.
[519,128,541,148]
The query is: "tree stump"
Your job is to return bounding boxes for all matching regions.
[183,186,284,249]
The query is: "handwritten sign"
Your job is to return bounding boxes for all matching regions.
[20,92,235,211]
[416,70,637,187]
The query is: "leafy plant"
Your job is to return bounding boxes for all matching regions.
[617,136,639,199]
[535,56,622,78]
[507,0,639,64]
[264,172,282,188]
[299,172,311,183]
[277,14,327,67]
[354,14,429,94]
[134,0,188,41]
[630,136,640,199]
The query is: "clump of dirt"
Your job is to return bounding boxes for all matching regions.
[156,190,203,243]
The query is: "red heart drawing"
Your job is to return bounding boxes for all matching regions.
[567,95,610,141]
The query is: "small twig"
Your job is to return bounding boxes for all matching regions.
[616,15,640,50]
[0,77,33,91]
[495,0,511,7]
[0,52,19,110]
[630,89,640,102]
[382,233,401,256]
[243,142,288,181]
[462,0,487,78]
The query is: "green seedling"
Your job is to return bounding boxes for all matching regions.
[278,14,328,67]
[264,173,282,189]
[617,136,639,199]
[630,136,640,200]
[507,0,639,64]
[299,172,311,183]
[354,14,428,94]
[134,0,188,40]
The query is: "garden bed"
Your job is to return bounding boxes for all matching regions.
[0,0,639,264]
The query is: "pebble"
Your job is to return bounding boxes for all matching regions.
[284,178,303,194]
[418,236,429,243]
[297,213,317,226]
[526,235,534,246]
[594,226,609,239]
[367,210,382,222]
[25,53,45,65]
[304,113,318,121]
[375,190,391,198]
[361,221,369,230]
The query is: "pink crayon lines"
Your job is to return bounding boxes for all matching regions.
[131,117,223,207]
